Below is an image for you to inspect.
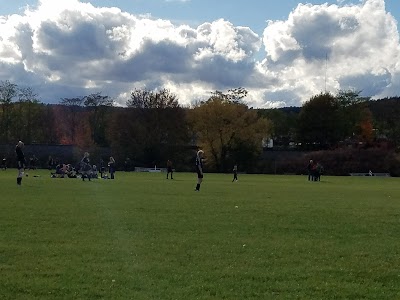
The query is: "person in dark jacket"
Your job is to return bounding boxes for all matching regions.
[194,150,204,191]
[80,152,91,181]
[232,164,238,182]
[108,156,116,179]
[307,159,314,181]
[166,159,173,179]
[16,141,25,186]
[2,156,6,170]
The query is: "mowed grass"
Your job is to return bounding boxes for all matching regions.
[0,170,400,299]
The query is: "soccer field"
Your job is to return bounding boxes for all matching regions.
[1,170,400,299]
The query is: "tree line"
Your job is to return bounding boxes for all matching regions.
[0,80,399,172]
[261,91,400,150]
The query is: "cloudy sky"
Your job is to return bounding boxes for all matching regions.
[0,0,399,107]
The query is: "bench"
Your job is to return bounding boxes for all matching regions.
[135,167,167,173]
[349,172,390,177]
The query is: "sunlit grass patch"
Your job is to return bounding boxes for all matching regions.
[1,170,399,299]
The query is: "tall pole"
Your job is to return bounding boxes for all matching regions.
[325,53,328,93]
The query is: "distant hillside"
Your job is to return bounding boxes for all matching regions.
[367,97,400,120]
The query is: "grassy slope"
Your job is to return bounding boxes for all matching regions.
[0,170,400,299]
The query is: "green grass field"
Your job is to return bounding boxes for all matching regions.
[1,169,400,299]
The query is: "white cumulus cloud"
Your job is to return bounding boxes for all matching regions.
[0,0,398,107]
[262,0,400,105]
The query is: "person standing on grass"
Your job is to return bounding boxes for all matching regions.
[195,150,204,191]
[166,159,173,179]
[2,156,6,170]
[80,152,91,181]
[16,141,25,186]
[47,155,54,170]
[232,164,238,182]
[99,158,105,178]
[108,156,116,179]
[315,162,323,181]
[29,155,38,170]
[307,159,314,181]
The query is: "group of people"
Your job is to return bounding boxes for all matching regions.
[13,141,118,185]
[76,152,116,181]
[49,153,116,181]
[13,141,238,189]
[307,159,323,182]
[3,154,38,171]
[52,163,77,178]
[15,141,327,190]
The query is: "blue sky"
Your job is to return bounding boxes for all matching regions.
[2,0,398,36]
[0,0,399,107]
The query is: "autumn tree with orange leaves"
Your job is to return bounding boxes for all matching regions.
[189,89,271,172]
